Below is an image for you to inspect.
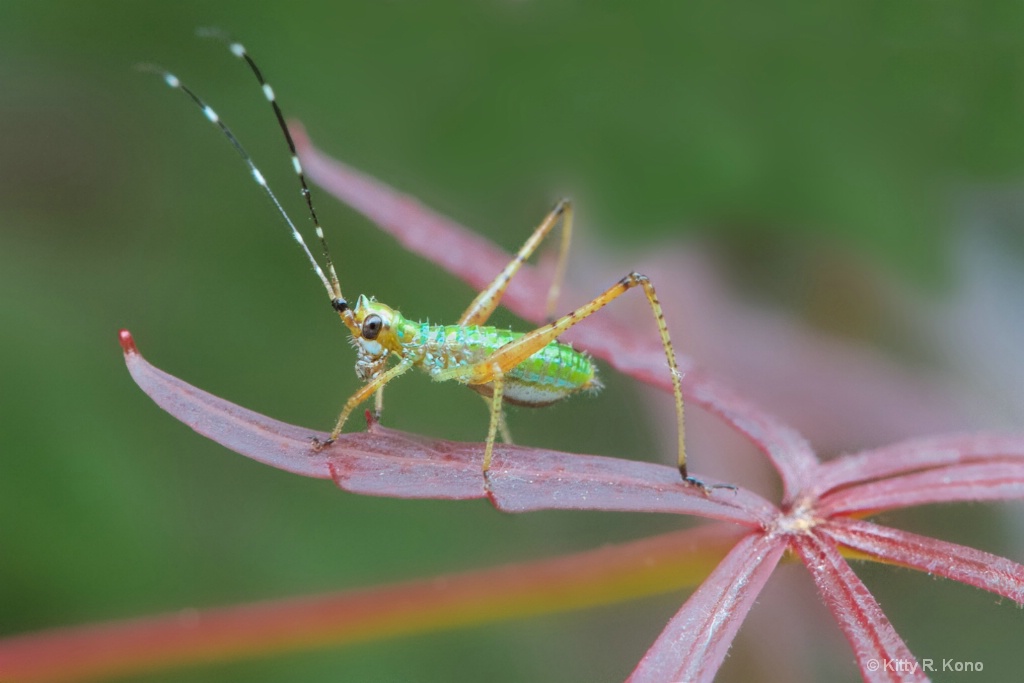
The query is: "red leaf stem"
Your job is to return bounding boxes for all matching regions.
[0,525,743,683]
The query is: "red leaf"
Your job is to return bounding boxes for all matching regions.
[812,432,1024,496]
[792,534,928,682]
[819,461,1024,516]
[684,367,818,501]
[627,532,787,683]
[121,330,770,521]
[120,330,333,481]
[822,518,1024,604]
[485,447,777,525]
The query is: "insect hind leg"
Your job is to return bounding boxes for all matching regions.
[458,199,574,326]
[438,272,733,492]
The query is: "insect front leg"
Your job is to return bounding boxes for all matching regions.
[458,199,574,326]
[314,358,414,448]
[374,386,385,421]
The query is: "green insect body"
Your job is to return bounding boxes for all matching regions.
[351,296,599,408]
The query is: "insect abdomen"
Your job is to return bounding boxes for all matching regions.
[502,337,598,406]
[410,323,598,407]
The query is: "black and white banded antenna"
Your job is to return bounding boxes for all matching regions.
[195,28,344,309]
[138,53,352,318]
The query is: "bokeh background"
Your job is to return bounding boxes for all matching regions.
[2,2,1023,681]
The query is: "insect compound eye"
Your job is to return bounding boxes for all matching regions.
[361,314,383,340]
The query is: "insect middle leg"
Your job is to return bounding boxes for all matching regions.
[480,395,513,445]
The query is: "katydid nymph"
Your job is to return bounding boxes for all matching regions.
[145,30,732,492]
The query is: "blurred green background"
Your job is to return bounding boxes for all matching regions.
[2,2,1023,681]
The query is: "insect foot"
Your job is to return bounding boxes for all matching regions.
[309,435,335,452]
[683,474,738,495]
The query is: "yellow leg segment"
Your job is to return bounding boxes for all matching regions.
[324,358,414,443]
[483,364,505,474]
[458,199,574,326]
[480,395,513,445]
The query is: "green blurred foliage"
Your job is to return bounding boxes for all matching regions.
[2,2,1023,681]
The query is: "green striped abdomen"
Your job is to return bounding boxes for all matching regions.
[406,323,599,407]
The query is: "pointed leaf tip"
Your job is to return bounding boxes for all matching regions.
[118,329,138,355]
